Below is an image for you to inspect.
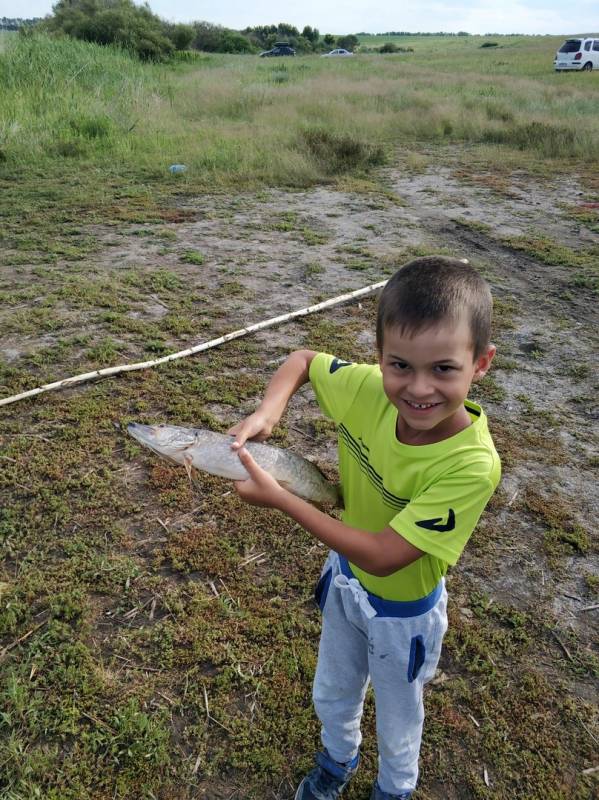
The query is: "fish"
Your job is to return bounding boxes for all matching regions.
[127,422,339,507]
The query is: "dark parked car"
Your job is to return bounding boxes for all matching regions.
[260,42,296,57]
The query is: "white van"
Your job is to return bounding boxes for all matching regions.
[554,37,599,71]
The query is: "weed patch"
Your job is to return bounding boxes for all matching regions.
[483,120,577,158]
[180,250,205,265]
[301,128,387,174]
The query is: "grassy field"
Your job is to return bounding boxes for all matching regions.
[0,31,598,800]
[1,30,597,280]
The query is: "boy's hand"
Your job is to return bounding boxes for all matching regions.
[234,447,287,508]
[228,411,275,451]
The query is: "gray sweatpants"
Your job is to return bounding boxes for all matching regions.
[313,552,448,795]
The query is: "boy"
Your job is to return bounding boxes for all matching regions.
[228,256,501,799]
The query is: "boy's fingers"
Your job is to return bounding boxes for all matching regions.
[229,426,250,450]
[237,446,258,473]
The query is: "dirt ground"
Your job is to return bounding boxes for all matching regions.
[135,159,598,662]
[77,155,599,628]
[1,152,598,798]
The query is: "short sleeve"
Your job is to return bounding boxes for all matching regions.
[309,353,376,425]
[388,462,497,565]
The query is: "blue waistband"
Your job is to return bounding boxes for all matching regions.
[338,555,442,618]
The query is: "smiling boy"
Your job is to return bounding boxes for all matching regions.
[229,256,501,799]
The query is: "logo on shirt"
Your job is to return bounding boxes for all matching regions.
[329,358,352,374]
[416,509,456,532]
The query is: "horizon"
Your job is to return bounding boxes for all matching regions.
[1,0,598,37]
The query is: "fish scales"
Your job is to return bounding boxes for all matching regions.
[127,423,339,507]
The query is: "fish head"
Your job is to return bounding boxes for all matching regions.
[127,422,196,466]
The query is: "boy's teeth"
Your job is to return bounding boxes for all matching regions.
[409,401,436,408]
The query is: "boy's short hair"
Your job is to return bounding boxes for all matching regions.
[376,256,493,359]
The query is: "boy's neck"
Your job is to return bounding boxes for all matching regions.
[396,405,473,446]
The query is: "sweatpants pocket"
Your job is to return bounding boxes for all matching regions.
[314,567,333,612]
[407,635,426,683]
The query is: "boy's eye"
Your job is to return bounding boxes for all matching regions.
[391,361,409,370]
[434,365,455,373]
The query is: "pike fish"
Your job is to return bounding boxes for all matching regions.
[127,422,339,507]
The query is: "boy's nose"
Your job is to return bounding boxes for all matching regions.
[408,373,434,398]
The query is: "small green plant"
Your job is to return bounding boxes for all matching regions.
[144,339,169,353]
[87,338,120,364]
[471,375,506,403]
[492,354,518,371]
[304,262,325,278]
[301,227,328,246]
[515,393,535,414]
[155,228,177,240]
[180,250,205,265]
[150,270,182,291]
[544,526,589,558]
[274,212,298,232]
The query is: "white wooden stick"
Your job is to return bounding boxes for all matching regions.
[0,279,388,408]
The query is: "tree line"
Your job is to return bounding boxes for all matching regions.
[20,0,360,61]
[1,17,42,30]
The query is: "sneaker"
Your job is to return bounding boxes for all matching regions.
[370,781,412,800]
[294,749,359,800]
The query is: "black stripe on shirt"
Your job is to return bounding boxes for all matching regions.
[465,400,481,417]
[339,423,409,511]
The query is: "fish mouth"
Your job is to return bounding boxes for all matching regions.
[127,422,170,453]
[127,422,155,442]
[127,422,194,457]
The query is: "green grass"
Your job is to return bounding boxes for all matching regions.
[501,234,599,293]
[2,32,598,183]
[1,33,598,271]
[0,30,598,800]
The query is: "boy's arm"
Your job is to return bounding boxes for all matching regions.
[235,447,423,576]
[228,349,317,448]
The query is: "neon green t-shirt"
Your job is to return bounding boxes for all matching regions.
[309,352,501,601]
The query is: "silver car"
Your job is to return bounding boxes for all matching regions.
[322,49,354,57]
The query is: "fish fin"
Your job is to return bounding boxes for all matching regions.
[183,452,194,483]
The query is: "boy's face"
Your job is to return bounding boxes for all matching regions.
[378,317,495,444]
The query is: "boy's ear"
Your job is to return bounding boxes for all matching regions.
[472,344,496,381]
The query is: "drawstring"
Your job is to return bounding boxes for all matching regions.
[334,574,377,619]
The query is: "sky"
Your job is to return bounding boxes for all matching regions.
[4,0,597,36]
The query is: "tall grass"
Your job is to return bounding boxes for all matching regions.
[0,34,165,160]
[1,32,598,193]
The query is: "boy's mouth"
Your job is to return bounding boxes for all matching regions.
[403,399,442,411]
